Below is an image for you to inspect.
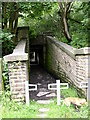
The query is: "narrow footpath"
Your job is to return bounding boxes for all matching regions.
[29,65,56,118]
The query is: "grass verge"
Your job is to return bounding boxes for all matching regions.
[0,87,88,119]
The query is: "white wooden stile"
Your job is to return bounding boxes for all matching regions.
[25,81,37,105]
[28,84,37,91]
[48,80,69,106]
[25,81,29,105]
[57,80,60,106]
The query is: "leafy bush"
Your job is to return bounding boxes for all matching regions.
[0,29,16,56]
[70,31,88,48]
[2,59,9,91]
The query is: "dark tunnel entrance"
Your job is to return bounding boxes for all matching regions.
[29,35,46,66]
[29,40,56,101]
[30,45,43,65]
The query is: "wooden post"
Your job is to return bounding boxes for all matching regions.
[48,80,68,106]
[25,81,37,105]
[56,80,60,106]
[25,81,29,105]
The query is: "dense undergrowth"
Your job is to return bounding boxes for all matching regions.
[0,87,88,119]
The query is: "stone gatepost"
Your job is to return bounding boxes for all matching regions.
[4,40,28,101]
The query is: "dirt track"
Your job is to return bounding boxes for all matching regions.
[29,65,56,101]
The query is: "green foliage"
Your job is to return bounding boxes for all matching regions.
[68,2,89,48]
[0,90,40,118]
[0,87,88,119]
[70,32,88,48]
[2,2,89,49]
[19,2,61,39]
[2,59,9,91]
[18,2,89,48]
[0,29,16,56]
[61,87,78,98]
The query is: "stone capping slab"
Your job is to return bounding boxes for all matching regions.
[47,36,76,60]
[13,40,26,54]
[47,36,90,58]
[74,47,90,55]
[4,40,28,62]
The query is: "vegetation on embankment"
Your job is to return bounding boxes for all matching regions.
[0,87,88,119]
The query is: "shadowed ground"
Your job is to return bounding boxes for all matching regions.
[29,65,56,101]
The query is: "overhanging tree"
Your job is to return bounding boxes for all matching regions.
[2,2,19,42]
[58,0,72,43]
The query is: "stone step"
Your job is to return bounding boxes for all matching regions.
[37,100,54,104]
[46,93,56,97]
[37,91,50,97]
[39,108,49,113]
[37,113,47,118]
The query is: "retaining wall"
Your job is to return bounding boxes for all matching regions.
[45,36,90,97]
[4,40,28,101]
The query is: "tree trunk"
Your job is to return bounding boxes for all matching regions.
[13,3,19,42]
[58,1,72,43]
[63,8,72,43]
[2,2,7,29]
[9,2,15,33]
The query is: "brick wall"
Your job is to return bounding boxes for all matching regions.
[45,36,90,97]
[8,61,28,101]
[4,40,28,101]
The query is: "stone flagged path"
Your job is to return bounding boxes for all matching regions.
[37,100,54,104]
[37,113,47,118]
[29,65,56,118]
[37,108,50,118]
[36,99,54,118]
[39,108,49,112]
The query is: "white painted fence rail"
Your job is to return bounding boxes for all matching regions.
[48,80,69,106]
[25,81,37,105]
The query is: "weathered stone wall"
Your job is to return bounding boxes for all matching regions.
[17,27,29,42]
[45,36,90,97]
[0,58,2,91]
[4,40,28,101]
[17,27,30,79]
